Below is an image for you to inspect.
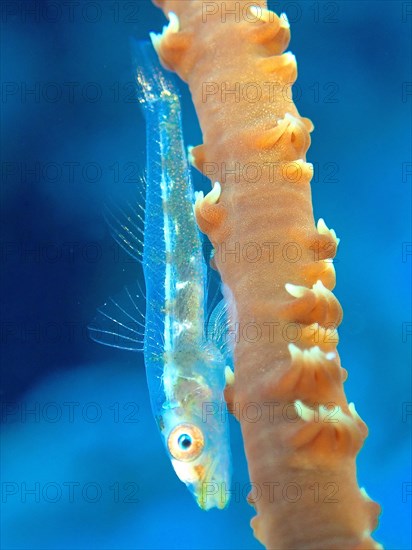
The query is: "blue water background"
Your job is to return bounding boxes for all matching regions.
[1,1,411,549]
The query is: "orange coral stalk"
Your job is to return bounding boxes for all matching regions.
[150,1,381,548]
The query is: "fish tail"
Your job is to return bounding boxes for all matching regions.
[130,38,179,116]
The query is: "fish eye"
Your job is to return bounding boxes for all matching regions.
[178,433,192,449]
[168,423,204,462]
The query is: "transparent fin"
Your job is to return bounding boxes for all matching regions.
[206,298,233,368]
[204,238,222,316]
[88,285,145,351]
[104,186,145,263]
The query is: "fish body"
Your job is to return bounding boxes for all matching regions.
[90,41,231,510]
[136,42,231,510]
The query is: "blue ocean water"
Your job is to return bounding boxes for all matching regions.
[1,1,411,549]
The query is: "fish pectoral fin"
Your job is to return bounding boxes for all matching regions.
[206,298,233,365]
[88,284,145,351]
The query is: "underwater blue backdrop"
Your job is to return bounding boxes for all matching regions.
[1,1,411,549]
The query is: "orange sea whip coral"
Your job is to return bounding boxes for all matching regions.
[150,1,381,548]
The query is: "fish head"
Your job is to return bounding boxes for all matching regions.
[160,363,232,510]
[165,418,231,510]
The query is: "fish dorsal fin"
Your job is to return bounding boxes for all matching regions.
[206,298,233,368]
[88,284,145,351]
[104,181,145,263]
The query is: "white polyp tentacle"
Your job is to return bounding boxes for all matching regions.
[150,11,180,53]
[317,217,340,246]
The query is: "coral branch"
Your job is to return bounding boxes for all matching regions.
[151,1,381,548]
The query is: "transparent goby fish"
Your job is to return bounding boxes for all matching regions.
[89,40,232,510]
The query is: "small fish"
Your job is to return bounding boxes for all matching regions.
[89,41,232,510]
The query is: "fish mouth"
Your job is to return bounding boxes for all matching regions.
[193,460,230,511]
[171,454,231,510]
